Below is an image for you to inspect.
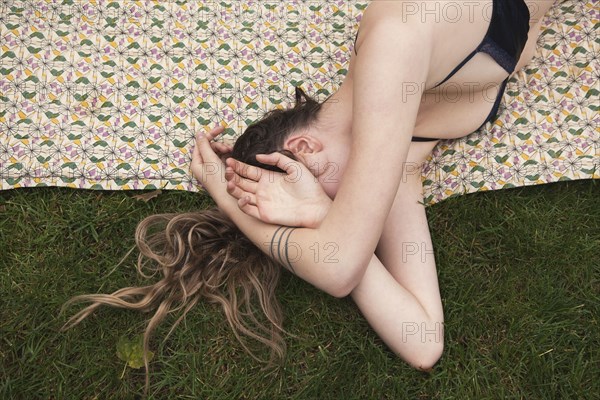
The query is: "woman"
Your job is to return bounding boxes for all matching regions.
[65,0,556,382]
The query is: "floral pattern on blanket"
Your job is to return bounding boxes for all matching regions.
[0,0,598,205]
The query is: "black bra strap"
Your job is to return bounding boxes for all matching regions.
[475,77,509,131]
[432,46,480,89]
[412,136,440,142]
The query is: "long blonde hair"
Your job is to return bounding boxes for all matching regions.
[62,87,326,388]
[62,209,285,388]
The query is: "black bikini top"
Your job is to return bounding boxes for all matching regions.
[353,0,531,141]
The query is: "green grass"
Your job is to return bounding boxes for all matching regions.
[1,180,598,399]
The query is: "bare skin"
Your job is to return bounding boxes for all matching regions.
[193,0,557,370]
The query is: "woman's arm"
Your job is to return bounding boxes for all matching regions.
[313,17,434,276]
[215,136,445,367]
[352,144,444,368]
[352,253,443,370]
[194,16,433,295]
[223,17,435,292]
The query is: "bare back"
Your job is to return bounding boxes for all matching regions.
[345,0,556,140]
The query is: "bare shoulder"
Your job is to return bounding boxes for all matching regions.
[354,1,434,54]
[360,0,411,21]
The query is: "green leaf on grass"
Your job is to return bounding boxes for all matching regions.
[116,335,154,370]
[132,190,162,202]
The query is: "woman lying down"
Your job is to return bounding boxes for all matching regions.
[63,0,556,387]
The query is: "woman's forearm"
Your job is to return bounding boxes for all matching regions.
[351,254,444,370]
[217,193,364,297]
[223,188,443,365]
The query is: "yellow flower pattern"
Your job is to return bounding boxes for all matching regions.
[0,0,598,205]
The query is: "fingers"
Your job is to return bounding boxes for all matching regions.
[229,175,258,195]
[191,133,203,165]
[227,177,261,219]
[226,178,245,199]
[211,141,232,156]
[196,132,222,165]
[225,165,257,193]
[191,125,226,162]
[205,125,225,141]
[255,152,299,175]
[225,158,263,182]
[190,125,227,184]
[226,169,257,201]
[237,199,261,220]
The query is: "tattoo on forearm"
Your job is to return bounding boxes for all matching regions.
[270,226,285,262]
[269,227,298,275]
[283,227,297,275]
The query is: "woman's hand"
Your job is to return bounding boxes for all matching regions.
[225,153,332,228]
[190,126,231,203]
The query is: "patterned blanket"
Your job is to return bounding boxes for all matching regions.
[0,0,598,205]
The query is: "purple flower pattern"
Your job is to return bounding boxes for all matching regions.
[0,0,598,204]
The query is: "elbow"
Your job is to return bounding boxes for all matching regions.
[323,273,355,298]
[309,269,360,299]
[388,320,445,371]
[312,230,373,298]
[328,282,354,299]
[326,262,367,298]
[404,340,444,372]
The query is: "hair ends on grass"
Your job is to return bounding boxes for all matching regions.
[61,208,286,391]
